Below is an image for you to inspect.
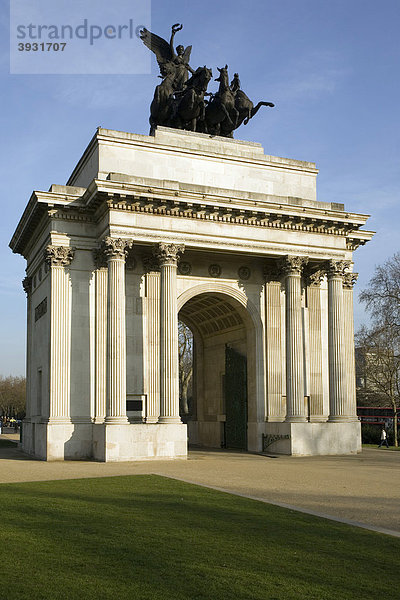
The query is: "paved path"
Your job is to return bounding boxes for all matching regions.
[0,439,399,536]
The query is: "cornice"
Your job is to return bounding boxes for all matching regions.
[9,177,374,258]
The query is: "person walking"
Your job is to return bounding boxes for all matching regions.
[378,427,389,448]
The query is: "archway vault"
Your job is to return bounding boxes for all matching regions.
[177,282,266,450]
[177,282,263,333]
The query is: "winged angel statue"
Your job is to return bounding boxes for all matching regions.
[140,24,274,137]
[140,23,194,92]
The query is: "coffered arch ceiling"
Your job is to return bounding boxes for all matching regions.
[179,293,245,337]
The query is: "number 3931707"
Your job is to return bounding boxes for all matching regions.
[18,42,67,51]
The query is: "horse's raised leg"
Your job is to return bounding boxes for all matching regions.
[247,101,274,123]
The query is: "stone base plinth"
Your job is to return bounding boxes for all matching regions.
[93,422,187,462]
[263,421,361,456]
[22,420,188,462]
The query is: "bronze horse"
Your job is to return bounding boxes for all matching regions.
[170,66,213,132]
[149,62,176,135]
[230,73,274,128]
[202,65,239,137]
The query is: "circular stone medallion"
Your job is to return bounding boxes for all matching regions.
[238,266,251,280]
[178,261,192,275]
[208,264,222,278]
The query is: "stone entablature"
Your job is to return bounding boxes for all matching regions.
[10,128,373,260]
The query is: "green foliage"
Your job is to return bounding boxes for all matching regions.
[0,375,26,418]
[0,475,398,600]
[361,424,381,444]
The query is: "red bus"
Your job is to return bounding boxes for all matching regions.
[357,406,395,425]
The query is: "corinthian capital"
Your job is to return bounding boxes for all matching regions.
[326,259,351,279]
[153,242,185,266]
[343,272,359,289]
[92,248,108,269]
[278,255,308,277]
[22,276,32,296]
[100,237,133,260]
[304,268,326,287]
[44,245,75,267]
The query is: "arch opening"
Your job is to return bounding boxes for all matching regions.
[178,292,255,450]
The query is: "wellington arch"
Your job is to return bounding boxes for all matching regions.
[9,127,374,461]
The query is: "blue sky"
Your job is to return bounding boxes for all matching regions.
[1,0,399,374]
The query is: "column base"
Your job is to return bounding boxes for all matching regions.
[158,416,182,424]
[104,416,129,425]
[328,416,357,423]
[285,416,308,423]
[46,417,71,425]
[145,416,159,424]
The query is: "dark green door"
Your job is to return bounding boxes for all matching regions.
[225,345,247,450]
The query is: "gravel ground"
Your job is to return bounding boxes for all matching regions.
[0,439,398,535]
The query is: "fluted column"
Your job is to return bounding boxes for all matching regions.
[44,245,75,423]
[280,255,308,422]
[343,272,359,421]
[143,256,161,423]
[154,242,184,424]
[327,260,350,421]
[264,265,284,421]
[306,270,326,422]
[92,249,108,423]
[22,276,33,420]
[102,237,132,425]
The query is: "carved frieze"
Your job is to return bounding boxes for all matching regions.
[44,245,75,267]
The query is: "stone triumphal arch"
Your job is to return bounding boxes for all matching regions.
[10,127,373,460]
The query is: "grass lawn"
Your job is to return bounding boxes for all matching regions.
[362,443,400,451]
[0,438,18,448]
[0,475,398,600]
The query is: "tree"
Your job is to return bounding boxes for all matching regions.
[358,252,400,447]
[178,321,193,415]
[0,375,26,418]
[355,324,399,447]
[359,252,400,332]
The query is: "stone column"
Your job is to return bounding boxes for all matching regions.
[264,265,284,421]
[22,276,33,420]
[143,256,161,423]
[154,242,185,424]
[327,260,350,421]
[343,272,359,421]
[280,255,308,423]
[44,245,75,423]
[306,270,325,422]
[102,237,132,425]
[92,249,108,423]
